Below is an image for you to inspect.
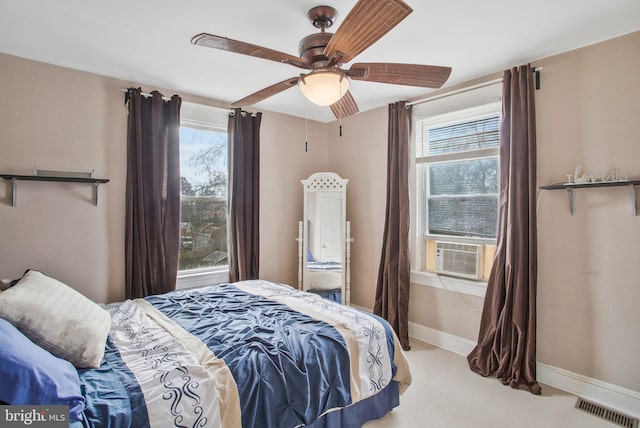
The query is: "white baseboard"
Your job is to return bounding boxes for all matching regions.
[537,362,640,418]
[408,321,640,418]
[408,321,476,355]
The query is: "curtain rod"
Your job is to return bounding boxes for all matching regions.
[407,67,542,107]
[121,88,235,114]
[406,78,503,107]
[121,88,174,102]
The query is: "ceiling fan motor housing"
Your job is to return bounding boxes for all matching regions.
[299,32,334,66]
[300,6,339,67]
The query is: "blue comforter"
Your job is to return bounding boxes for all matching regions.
[78,280,410,428]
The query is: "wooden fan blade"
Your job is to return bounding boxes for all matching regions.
[232,77,300,106]
[330,91,359,118]
[192,33,311,70]
[347,63,452,88]
[323,0,412,64]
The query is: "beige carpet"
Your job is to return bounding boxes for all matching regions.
[364,339,618,428]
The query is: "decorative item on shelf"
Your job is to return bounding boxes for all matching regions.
[541,165,639,216]
[565,164,628,185]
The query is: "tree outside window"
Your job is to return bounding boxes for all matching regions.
[179,127,228,271]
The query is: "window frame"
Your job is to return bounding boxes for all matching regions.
[410,88,502,296]
[176,102,230,290]
[420,104,501,242]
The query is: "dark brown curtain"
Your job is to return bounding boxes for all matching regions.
[125,88,182,299]
[467,65,541,395]
[374,101,412,351]
[228,108,261,282]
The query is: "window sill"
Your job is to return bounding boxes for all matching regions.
[410,270,487,297]
[176,268,229,290]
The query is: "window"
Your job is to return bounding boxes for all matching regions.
[422,114,499,239]
[412,84,501,289]
[177,102,230,289]
[179,127,227,270]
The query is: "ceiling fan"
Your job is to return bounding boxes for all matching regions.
[191,0,451,119]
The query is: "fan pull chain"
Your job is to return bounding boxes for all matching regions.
[305,101,309,152]
[339,76,344,137]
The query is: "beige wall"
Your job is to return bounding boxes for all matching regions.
[258,111,328,286]
[0,53,328,304]
[329,31,640,392]
[325,108,388,308]
[535,31,640,391]
[1,31,638,394]
[0,54,128,303]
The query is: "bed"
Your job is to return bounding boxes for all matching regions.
[0,270,411,428]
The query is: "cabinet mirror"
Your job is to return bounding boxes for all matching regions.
[298,172,351,305]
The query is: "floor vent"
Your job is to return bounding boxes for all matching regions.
[575,398,638,428]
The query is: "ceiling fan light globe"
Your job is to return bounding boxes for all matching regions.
[298,70,350,106]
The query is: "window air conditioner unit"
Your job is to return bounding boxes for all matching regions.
[435,241,483,280]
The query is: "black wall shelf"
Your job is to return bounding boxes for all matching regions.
[0,174,110,207]
[539,180,640,216]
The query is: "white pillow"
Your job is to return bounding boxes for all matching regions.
[0,270,111,368]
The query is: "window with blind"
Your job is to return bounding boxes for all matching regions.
[413,101,501,281]
[422,114,500,238]
[410,82,502,287]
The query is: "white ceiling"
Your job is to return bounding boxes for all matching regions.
[1,0,639,123]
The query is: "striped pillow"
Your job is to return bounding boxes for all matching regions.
[0,270,111,368]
